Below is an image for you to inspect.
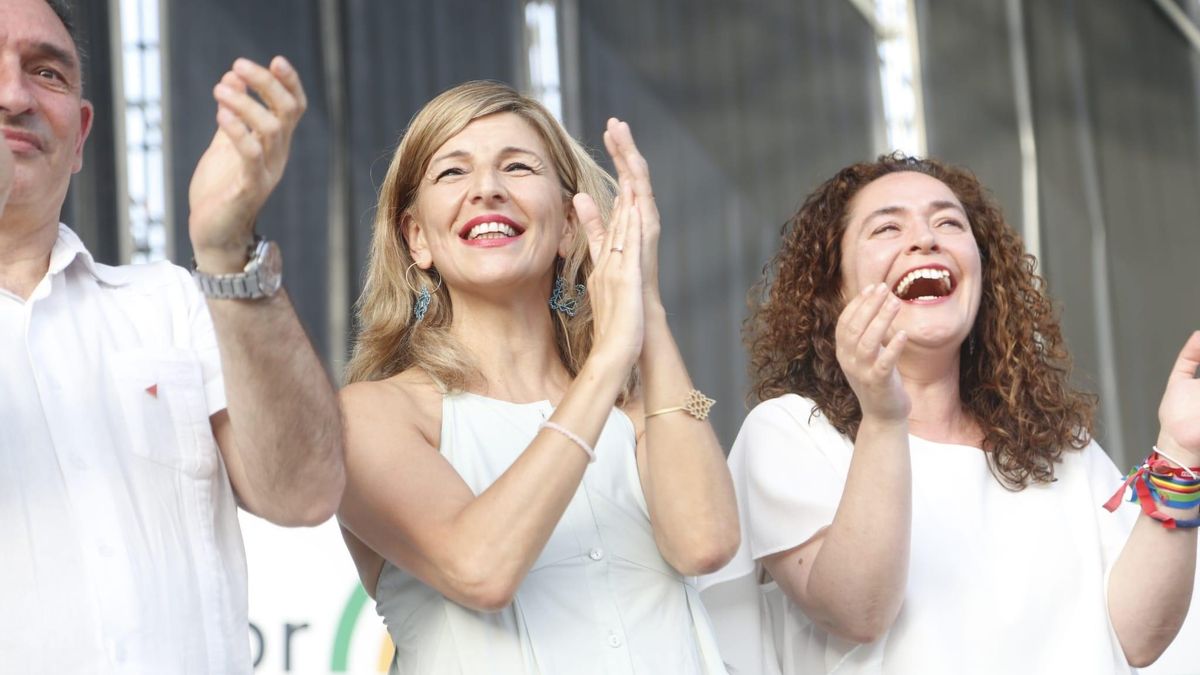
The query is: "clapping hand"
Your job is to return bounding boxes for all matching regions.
[1157,331,1200,464]
[188,56,307,272]
[574,169,645,375]
[573,118,669,375]
[601,119,662,304]
[835,284,911,423]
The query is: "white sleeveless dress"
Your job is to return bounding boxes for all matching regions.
[373,392,729,675]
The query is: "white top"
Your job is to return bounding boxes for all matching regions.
[0,226,247,673]
[701,394,1139,675]
[373,392,728,675]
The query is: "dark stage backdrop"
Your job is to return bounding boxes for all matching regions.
[919,0,1200,466]
[66,0,1200,462]
[163,0,523,376]
[158,0,879,449]
[165,0,336,370]
[574,0,879,446]
[63,0,120,263]
[1026,0,1200,468]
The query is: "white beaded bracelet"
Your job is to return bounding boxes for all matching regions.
[538,420,596,463]
[1154,445,1200,479]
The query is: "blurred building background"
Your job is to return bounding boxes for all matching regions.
[65,1,1200,672]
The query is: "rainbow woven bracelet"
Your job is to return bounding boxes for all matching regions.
[1148,473,1200,508]
[1104,451,1200,529]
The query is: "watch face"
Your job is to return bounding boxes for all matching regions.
[192,239,283,299]
[258,241,284,295]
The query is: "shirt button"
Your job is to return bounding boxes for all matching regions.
[588,548,604,561]
[608,633,622,648]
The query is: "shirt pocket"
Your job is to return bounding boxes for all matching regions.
[109,348,218,479]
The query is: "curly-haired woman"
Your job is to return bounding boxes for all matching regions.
[702,155,1200,674]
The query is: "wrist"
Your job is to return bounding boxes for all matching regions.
[580,348,635,391]
[1156,433,1200,469]
[193,236,256,274]
[192,238,284,300]
[643,299,667,326]
[1102,440,1200,529]
[859,414,909,437]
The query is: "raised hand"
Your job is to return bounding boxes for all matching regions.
[0,136,12,217]
[835,284,910,422]
[601,119,661,303]
[188,56,307,272]
[1157,331,1200,461]
[575,180,644,373]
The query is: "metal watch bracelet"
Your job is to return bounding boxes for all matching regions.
[191,237,284,300]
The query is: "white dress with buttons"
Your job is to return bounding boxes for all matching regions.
[373,392,729,674]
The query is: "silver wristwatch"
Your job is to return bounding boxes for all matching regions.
[192,236,283,300]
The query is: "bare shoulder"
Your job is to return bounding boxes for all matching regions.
[341,368,443,450]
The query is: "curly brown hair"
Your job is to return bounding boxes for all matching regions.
[746,154,1096,488]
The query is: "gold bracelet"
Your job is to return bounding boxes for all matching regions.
[644,389,715,421]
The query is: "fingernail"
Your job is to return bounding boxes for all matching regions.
[275,56,293,74]
[214,83,232,97]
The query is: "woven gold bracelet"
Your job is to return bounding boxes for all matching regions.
[644,389,715,421]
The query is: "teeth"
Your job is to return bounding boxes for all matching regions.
[894,267,952,297]
[466,221,518,240]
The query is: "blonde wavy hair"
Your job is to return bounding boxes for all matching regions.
[345,81,632,401]
[747,155,1096,488]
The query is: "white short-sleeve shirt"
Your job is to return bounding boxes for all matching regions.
[702,394,1140,675]
[0,225,248,673]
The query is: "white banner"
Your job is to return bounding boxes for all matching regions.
[240,514,394,674]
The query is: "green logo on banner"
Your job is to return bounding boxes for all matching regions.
[331,584,393,672]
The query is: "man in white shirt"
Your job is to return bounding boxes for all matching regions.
[0,0,345,671]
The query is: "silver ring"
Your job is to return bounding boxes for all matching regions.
[610,246,624,253]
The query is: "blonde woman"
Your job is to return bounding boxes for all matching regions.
[338,81,739,674]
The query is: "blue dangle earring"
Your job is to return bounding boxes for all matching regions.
[406,262,441,323]
[414,287,431,322]
[549,276,586,317]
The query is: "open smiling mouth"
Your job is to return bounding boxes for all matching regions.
[892,267,955,302]
[462,221,523,241]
